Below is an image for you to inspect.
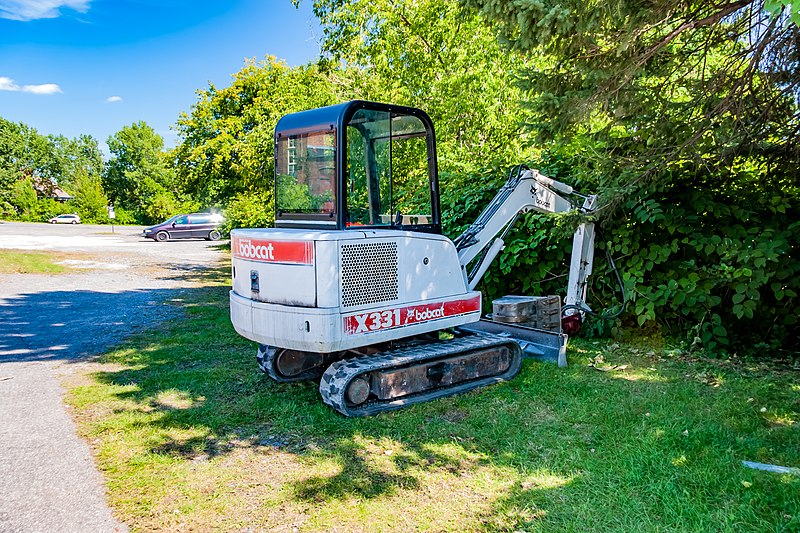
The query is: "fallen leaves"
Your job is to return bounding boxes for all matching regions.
[587,355,629,372]
[690,371,723,388]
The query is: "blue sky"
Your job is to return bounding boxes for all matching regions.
[0,0,322,151]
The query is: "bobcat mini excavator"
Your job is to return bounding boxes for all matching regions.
[230,101,597,416]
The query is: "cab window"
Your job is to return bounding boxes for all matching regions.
[275,130,336,221]
[345,109,432,228]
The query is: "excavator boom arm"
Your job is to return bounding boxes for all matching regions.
[454,168,597,309]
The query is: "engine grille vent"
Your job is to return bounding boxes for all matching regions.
[341,242,399,308]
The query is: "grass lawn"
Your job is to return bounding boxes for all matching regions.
[66,275,799,531]
[0,249,70,274]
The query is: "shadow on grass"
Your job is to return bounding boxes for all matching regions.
[292,439,421,502]
[158,260,230,286]
[79,283,800,530]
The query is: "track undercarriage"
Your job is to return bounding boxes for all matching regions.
[257,334,523,417]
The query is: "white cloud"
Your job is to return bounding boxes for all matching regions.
[0,0,91,21]
[0,77,20,91]
[23,83,61,94]
[0,76,62,95]
[106,95,122,103]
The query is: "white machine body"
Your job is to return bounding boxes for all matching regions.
[225,102,605,416]
[230,228,481,353]
[230,101,597,362]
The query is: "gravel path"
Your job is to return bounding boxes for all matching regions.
[0,221,224,532]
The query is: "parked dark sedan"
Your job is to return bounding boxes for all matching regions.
[142,213,223,242]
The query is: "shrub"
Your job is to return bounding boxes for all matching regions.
[220,191,274,236]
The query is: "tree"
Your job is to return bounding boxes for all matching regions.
[461,0,800,349]
[461,0,799,180]
[105,122,189,223]
[174,57,340,207]
[8,176,38,220]
[105,121,166,206]
[51,134,104,191]
[0,117,69,217]
[304,0,537,174]
[0,118,25,207]
[2,116,110,221]
[70,169,109,223]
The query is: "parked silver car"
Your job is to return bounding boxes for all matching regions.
[48,214,81,224]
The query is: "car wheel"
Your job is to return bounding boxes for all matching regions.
[208,230,221,241]
[156,231,169,242]
[50,220,56,224]
[71,220,78,224]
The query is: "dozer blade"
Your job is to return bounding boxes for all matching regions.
[319,335,522,417]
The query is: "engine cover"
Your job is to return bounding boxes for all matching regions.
[230,228,482,353]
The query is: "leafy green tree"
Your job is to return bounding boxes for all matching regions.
[461,0,800,348]
[219,190,274,236]
[105,122,189,223]
[0,118,63,216]
[461,0,799,176]
[18,125,61,189]
[36,198,64,222]
[105,121,165,206]
[1,117,109,221]
[174,57,340,208]
[51,134,104,191]
[70,169,109,223]
[9,177,38,220]
[0,118,24,206]
[304,0,536,174]
[0,120,61,200]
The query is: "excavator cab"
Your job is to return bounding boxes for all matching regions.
[274,100,441,234]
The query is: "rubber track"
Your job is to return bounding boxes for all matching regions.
[319,335,522,417]
[256,344,325,383]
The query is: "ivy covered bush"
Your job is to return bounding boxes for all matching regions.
[440,153,798,352]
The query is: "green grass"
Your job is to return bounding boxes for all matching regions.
[66,281,799,532]
[0,249,68,274]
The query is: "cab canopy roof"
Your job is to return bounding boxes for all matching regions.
[274,100,435,137]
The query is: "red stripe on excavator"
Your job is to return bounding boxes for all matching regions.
[232,236,314,265]
[343,294,481,335]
